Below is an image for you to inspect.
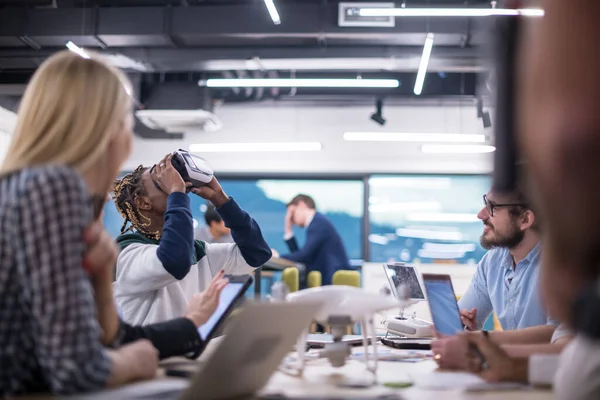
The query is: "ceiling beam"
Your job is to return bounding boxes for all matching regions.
[0,4,488,49]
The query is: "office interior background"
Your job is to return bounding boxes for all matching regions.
[0,0,499,323]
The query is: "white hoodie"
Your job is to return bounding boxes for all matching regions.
[113,242,255,325]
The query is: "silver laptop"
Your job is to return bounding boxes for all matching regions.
[178,301,321,400]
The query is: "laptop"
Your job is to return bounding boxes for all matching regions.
[151,301,322,400]
[421,273,464,336]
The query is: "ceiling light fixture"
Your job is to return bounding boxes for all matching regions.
[359,8,544,17]
[189,142,322,153]
[414,33,434,95]
[66,41,90,59]
[263,0,281,25]
[370,99,386,125]
[421,144,496,154]
[202,78,399,88]
[344,132,485,143]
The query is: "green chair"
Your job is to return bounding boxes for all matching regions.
[307,271,322,288]
[331,270,361,334]
[332,270,361,288]
[281,267,299,293]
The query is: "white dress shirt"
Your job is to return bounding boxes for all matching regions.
[554,335,600,399]
[284,211,316,240]
[528,324,574,386]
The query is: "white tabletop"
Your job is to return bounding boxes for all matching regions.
[54,343,554,400]
[260,345,554,400]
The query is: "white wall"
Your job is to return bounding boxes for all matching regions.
[126,102,494,174]
[0,131,9,163]
[0,106,16,163]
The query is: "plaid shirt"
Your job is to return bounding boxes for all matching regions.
[0,166,110,395]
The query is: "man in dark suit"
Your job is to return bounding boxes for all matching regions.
[280,194,350,286]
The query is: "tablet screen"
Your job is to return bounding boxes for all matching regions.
[197,281,246,341]
[385,265,425,300]
[423,277,463,336]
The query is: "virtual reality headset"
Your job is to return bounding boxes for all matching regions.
[171,149,214,190]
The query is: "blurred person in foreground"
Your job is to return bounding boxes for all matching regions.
[0,51,158,395]
[445,2,600,398]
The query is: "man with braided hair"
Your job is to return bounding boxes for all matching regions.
[112,153,272,325]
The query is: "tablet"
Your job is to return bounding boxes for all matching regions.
[422,274,463,336]
[383,263,426,302]
[197,275,253,342]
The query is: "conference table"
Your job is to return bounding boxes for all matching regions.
[42,342,554,400]
[254,257,304,298]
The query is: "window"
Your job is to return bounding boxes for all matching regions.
[368,175,491,265]
[103,178,364,260]
[200,179,364,260]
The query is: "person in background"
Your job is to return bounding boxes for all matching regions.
[112,155,271,325]
[432,184,557,366]
[195,204,233,243]
[0,50,156,396]
[280,194,350,286]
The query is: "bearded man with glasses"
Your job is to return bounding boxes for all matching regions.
[430,184,570,373]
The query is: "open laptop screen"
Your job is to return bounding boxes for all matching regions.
[422,274,463,336]
[197,275,252,341]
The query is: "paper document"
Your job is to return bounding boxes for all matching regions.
[411,372,529,391]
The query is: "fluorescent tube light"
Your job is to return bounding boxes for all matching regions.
[66,41,90,59]
[263,0,281,25]
[359,8,544,17]
[421,144,496,154]
[203,78,399,88]
[414,33,434,96]
[189,142,322,153]
[344,132,485,143]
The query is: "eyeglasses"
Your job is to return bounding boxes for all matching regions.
[483,194,528,217]
[149,165,168,195]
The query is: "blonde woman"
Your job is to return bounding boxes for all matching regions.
[0,51,157,395]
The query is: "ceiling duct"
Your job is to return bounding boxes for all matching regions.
[136,109,222,133]
[137,82,222,134]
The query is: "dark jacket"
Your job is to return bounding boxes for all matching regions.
[121,318,203,360]
[281,212,351,285]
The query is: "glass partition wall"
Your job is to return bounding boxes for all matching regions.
[102,174,490,265]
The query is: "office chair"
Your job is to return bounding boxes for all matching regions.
[307,271,322,288]
[281,267,299,293]
[332,270,361,288]
[332,270,361,334]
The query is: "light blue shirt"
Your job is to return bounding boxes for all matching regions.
[458,242,556,331]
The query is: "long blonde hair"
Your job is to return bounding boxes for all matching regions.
[0,50,132,177]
